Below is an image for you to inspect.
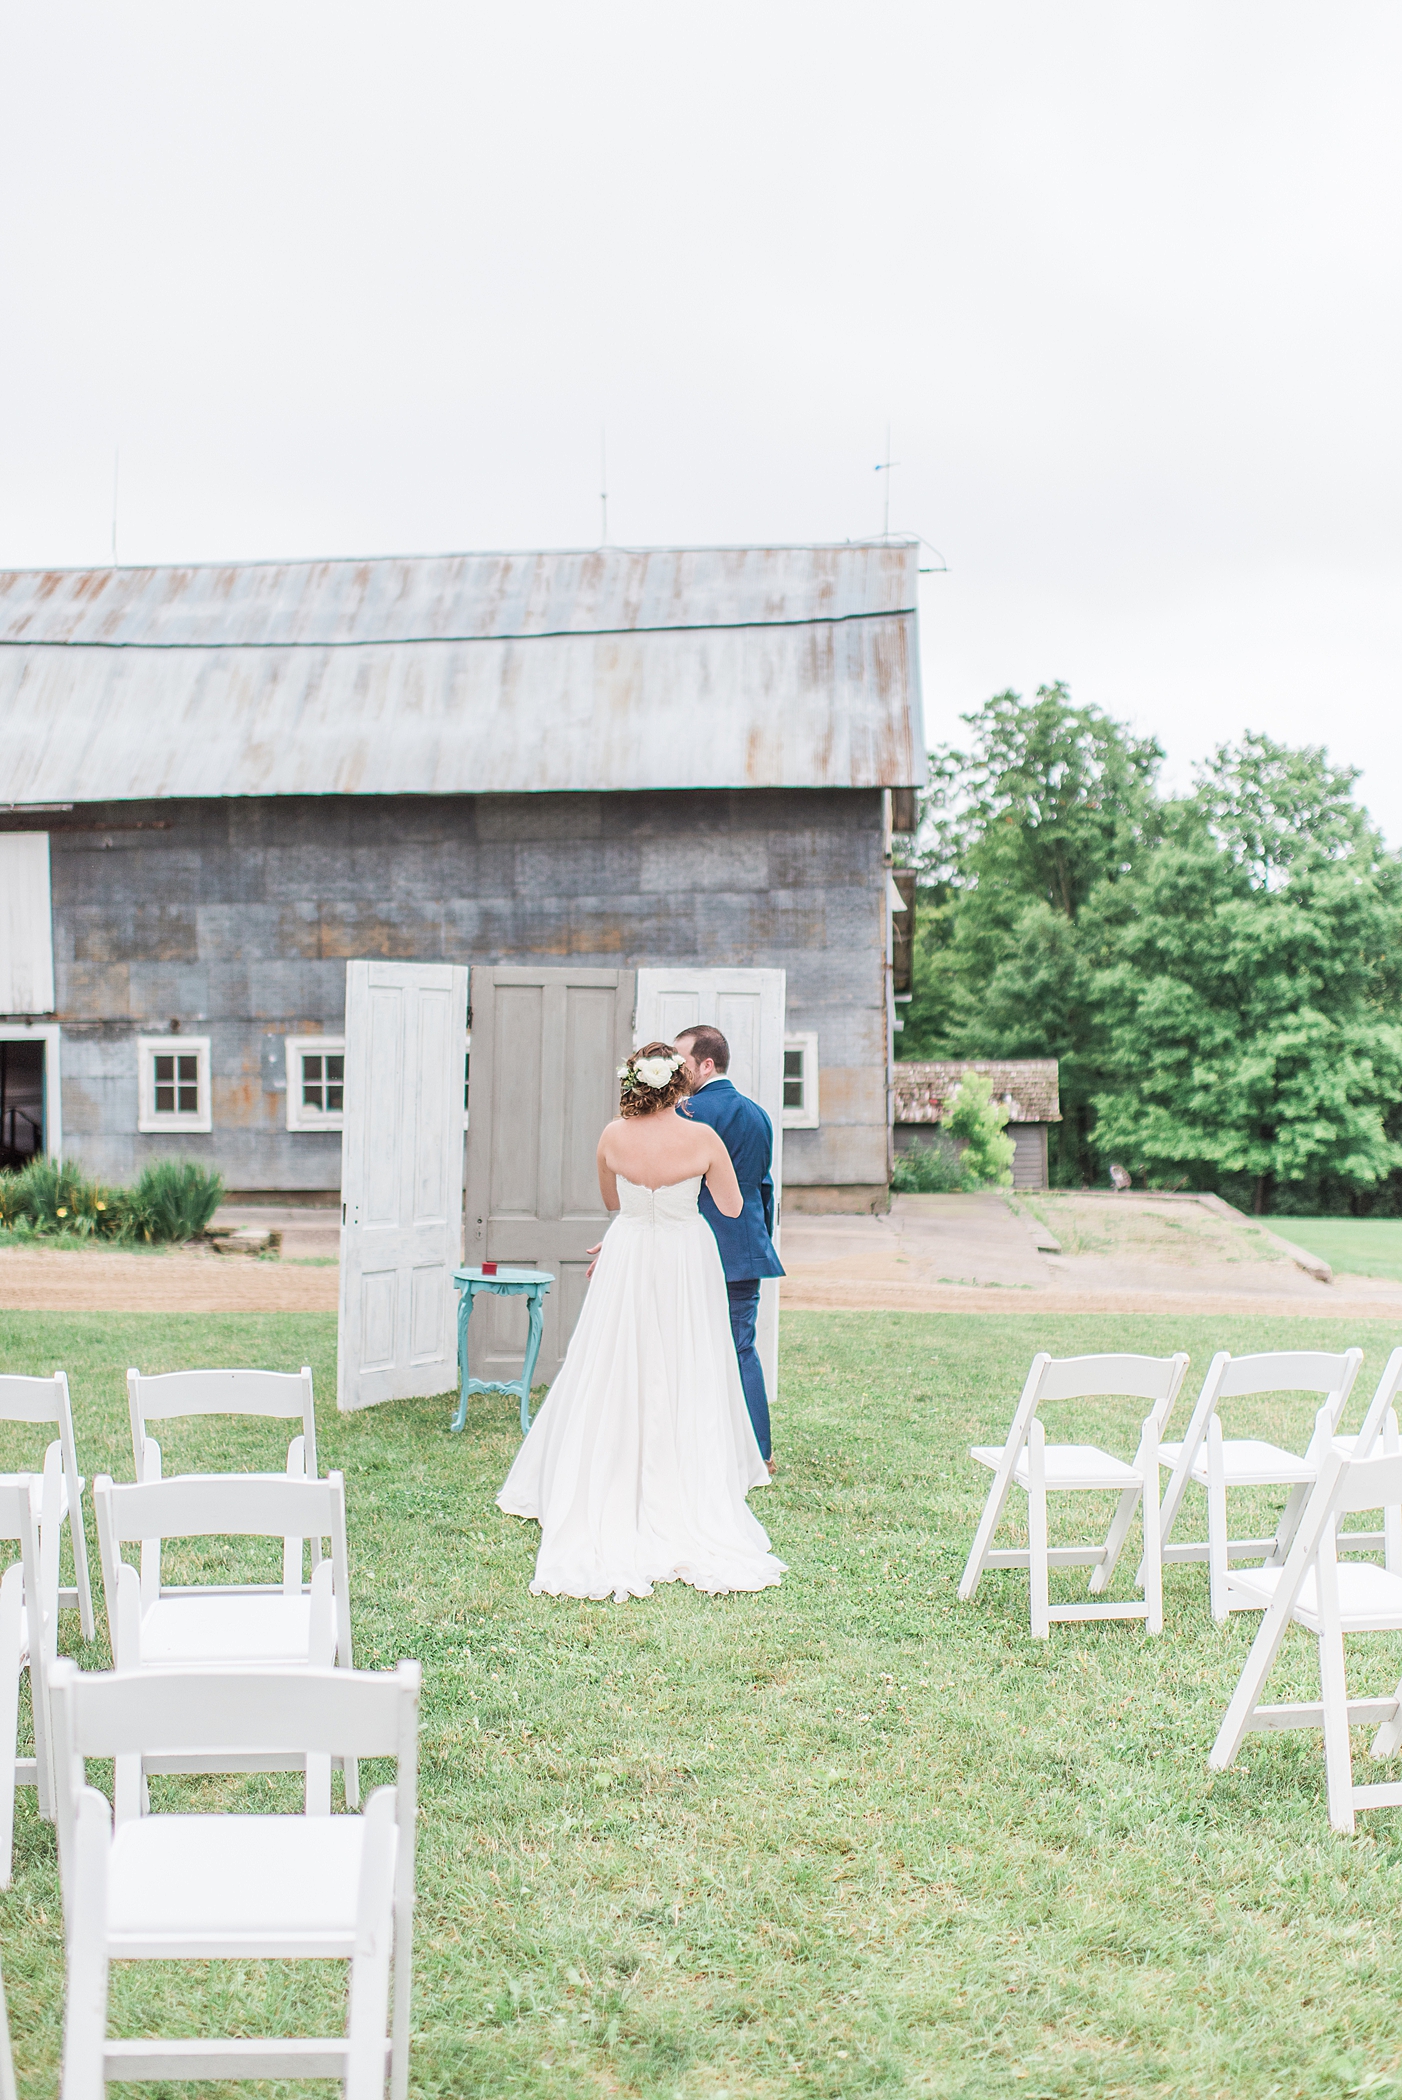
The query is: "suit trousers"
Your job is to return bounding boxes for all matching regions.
[726,1279,770,1461]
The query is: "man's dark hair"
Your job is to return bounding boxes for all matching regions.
[678,1024,730,1073]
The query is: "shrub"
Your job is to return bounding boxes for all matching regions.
[944,1069,1016,1188]
[120,1158,225,1243]
[9,1156,118,1237]
[891,1135,966,1194]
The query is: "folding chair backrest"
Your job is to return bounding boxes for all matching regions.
[1334,1447,1402,1518]
[0,1481,44,1604]
[94,1470,346,1618]
[55,1660,414,1763]
[1215,1349,1363,1421]
[99,1473,339,1549]
[49,1659,420,1870]
[128,1367,318,1483]
[0,1374,67,1431]
[1037,1353,1189,1405]
[1350,1349,1402,1459]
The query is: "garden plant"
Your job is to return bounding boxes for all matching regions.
[0,1157,223,1247]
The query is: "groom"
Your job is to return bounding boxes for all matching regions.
[675,1025,785,1472]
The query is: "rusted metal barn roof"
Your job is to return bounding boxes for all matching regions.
[0,542,925,802]
[894,1061,1062,1125]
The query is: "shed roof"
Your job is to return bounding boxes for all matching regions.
[0,542,925,803]
[894,1060,1062,1125]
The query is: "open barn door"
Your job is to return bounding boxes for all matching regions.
[633,968,786,1413]
[338,961,469,1411]
[464,967,636,1388]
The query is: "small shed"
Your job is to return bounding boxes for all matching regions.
[893,1059,1061,1191]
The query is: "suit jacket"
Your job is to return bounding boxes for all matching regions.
[682,1077,785,1281]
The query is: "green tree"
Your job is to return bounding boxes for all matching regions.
[900,684,1161,1178]
[1089,816,1402,1211]
[1197,731,1377,889]
[899,696,1402,1211]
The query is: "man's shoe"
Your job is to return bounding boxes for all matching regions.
[766,1457,777,1477]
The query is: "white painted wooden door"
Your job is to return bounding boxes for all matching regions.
[337,961,469,1412]
[633,968,786,1409]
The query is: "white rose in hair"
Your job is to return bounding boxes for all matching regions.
[633,1055,680,1089]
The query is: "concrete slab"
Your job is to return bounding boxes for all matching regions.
[209,1205,341,1260]
[781,1192,1052,1292]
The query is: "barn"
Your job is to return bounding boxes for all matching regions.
[0,542,926,1233]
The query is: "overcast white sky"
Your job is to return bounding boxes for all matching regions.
[1,4,1398,830]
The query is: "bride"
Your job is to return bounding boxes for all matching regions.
[497,1043,786,1602]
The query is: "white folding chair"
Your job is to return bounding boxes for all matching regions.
[52,1659,419,2100]
[1155,1349,1363,1622]
[1210,1423,1402,1832]
[959,1352,1190,1638]
[94,1471,357,1810]
[1332,1348,1402,1567]
[0,1372,95,1639]
[0,1478,53,1886]
[129,1364,320,1571]
[128,1366,319,1480]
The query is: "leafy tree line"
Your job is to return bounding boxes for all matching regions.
[897,685,1402,1215]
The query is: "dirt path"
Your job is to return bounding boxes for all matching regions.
[0,1246,338,1313]
[5,1191,1400,1322]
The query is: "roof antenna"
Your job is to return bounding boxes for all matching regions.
[111,444,120,567]
[874,423,899,538]
[599,424,608,545]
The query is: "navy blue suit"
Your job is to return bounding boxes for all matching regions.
[682,1078,784,1459]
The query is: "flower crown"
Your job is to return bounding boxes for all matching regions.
[617,1051,684,1096]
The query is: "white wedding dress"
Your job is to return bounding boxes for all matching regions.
[497,1175,786,1602]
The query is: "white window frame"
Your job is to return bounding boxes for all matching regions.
[137,1035,211,1135]
[781,1032,820,1129]
[285,1035,347,1132]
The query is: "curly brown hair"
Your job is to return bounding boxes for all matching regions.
[618,1041,694,1119]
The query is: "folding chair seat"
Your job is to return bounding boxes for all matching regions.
[0,1479,53,1886]
[1155,1349,1363,1622]
[51,1659,419,2099]
[94,1471,357,1808]
[0,1371,95,1639]
[959,1351,1190,1638]
[1210,1423,1402,1833]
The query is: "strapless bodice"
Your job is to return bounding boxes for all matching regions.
[614,1174,703,1223]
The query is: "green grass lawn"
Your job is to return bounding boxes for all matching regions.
[1271,1217,1402,1282]
[9,1309,1402,2096]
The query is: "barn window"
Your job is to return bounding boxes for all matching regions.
[285,1036,347,1131]
[781,1033,820,1130]
[137,1035,212,1133]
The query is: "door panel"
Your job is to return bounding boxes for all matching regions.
[634,969,786,1411]
[490,983,544,1214]
[465,967,636,1387]
[338,960,469,1410]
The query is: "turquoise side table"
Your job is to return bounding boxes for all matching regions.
[450,1267,554,1436]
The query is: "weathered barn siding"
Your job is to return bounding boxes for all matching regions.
[50,788,887,1193]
